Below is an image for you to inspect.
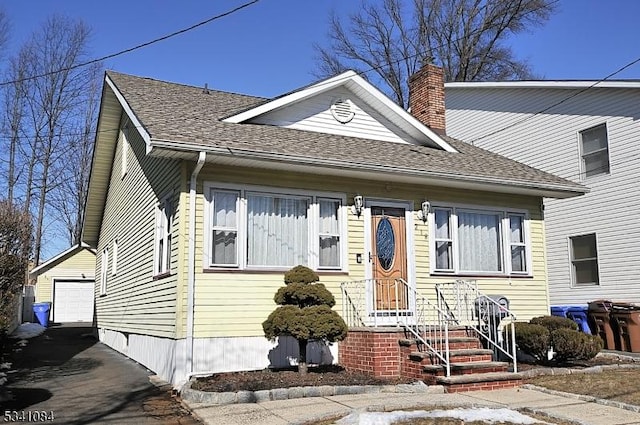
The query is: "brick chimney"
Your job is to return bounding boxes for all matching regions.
[408,64,446,135]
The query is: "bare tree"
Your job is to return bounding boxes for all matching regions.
[49,62,102,245]
[315,0,556,108]
[7,15,101,264]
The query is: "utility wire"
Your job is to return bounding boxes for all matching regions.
[2,0,637,156]
[0,0,260,87]
[467,56,640,144]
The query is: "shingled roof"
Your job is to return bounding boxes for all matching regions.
[105,71,587,198]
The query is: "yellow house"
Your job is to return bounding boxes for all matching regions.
[83,65,587,387]
[28,244,96,323]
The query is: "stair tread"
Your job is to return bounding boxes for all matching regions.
[436,371,523,385]
[423,361,508,371]
[410,348,493,358]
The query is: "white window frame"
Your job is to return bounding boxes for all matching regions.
[120,127,129,179]
[203,182,347,271]
[578,123,610,179]
[429,203,532,277]
[154,195,173,276]
[112,239,118,276]
[100,247,108,295]
[569,233,600,287]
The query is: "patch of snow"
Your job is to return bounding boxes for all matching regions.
[336,408,548,425]
[10,323,45,339]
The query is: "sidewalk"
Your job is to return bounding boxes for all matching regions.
[184,386,640,425]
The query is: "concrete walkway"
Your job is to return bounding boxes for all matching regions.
[185,386,640,425]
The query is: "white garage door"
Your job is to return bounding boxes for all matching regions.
[53,280,95,322]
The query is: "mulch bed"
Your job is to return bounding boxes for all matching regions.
[191,365,416,392]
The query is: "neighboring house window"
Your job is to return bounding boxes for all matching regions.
[100,247,108,295]
[570,233,599,286]
[206,184,345,270]
[155,196,173,275]
[112,239,118,276]
[121,127,129,178]
[431,206,530,276]
[579,123,609,178]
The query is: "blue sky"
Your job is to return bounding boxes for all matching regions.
[5,0,640,260]
[4,0,640,99]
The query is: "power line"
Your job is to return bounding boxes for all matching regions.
[467,55,640,144]
[0,0,260,87]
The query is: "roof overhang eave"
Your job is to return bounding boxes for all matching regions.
[149,139,588,199]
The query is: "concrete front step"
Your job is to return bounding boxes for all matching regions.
[409,348,493,364]
[423,361,509,376]
[436,371,523,393]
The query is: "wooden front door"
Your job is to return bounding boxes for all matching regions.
[370,206,408,311]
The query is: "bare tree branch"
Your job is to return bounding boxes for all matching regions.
[315,0,556,108]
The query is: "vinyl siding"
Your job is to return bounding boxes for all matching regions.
[446,86,640,304]
[95,116,182,338]
[188,165,548,338]
[34,249,96,302]
[249,86,413,144]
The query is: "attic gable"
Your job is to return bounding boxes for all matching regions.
[223,71,457,152]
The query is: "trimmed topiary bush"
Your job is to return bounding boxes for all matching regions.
[263,265,347,375]
[512,322,550,363]
[284,265,319,285]
[551,328,604,363]
[530,315,578,332]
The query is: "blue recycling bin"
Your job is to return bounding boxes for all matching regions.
[550,305,571,318]
[550,304,591,334]
[567,305,592,334]
[33,302,51,327]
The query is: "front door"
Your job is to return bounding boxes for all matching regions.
[370,206,408,312]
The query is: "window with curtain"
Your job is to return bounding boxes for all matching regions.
[207,186,344,270]
[434,209,453,271]
[247,194,309,267]
[100,247,108,295]
[570,233,599,286]
[212,190,239,266]
[319,198,341,268]
[155,196,172,275]
[431,206,530,275]
[458,210,502,272]
[580,123,609,178]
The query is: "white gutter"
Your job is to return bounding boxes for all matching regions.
[186,151,206,376]
[445,80,640,89]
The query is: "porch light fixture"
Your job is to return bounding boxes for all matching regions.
[417,200,431,222]
[351,195,363,217]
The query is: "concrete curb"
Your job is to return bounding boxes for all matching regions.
[523,384,640,414]
[519,361,640,378]
[181,380,445,405]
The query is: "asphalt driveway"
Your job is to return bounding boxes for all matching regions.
[2,323,200,424]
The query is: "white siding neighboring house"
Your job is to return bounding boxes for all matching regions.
[445,81,640,304]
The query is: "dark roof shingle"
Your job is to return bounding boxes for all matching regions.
[106,71,586,194]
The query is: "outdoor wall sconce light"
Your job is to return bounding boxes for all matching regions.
[417,200,431,222]
[351,195,363,217]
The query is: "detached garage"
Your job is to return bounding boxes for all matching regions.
[29,244,96,323]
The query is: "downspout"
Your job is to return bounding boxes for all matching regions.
[186,152,206,378]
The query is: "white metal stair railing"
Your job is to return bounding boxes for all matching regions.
[340,280,367,328]
[340,278,452,377]
[435,280,518,373]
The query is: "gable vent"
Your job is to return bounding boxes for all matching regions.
[330,98,355,124]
